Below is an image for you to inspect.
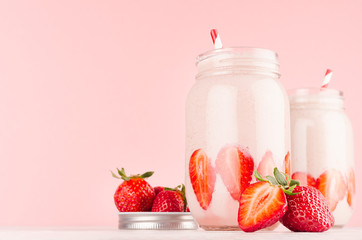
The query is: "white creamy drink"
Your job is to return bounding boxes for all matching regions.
[290,88,355,226]
[185,48,291,230]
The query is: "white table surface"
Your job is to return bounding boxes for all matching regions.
[1,226,362,240]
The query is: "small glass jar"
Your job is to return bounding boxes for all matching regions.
[289,88,355,227]
[185,47,291,230]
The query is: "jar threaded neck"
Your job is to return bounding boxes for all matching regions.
[196,47,280,79]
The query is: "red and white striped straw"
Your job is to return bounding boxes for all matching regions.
[210,29,223,49]
[321,69,333,89]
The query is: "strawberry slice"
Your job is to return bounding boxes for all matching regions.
[316,169,347,211]
[284,152,291,176]
[215,145,254,201]
[189,149,216,210]
[257,150,276,178]
[347,169,355,207]
[292,172,316,187]
[238,181,287,232]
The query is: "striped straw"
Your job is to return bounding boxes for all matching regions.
[210,29,223,49]
[321,69,333,89]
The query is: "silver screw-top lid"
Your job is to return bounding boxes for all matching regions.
[118,212,198,230]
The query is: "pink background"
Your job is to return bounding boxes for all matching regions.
[0,0,361,226]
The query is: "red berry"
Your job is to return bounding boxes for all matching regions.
[189,149,216,210]
[238,182,287,232]
[280,186,334,232]
[114,178,155,212]
[257,150,276,178]
[151,190,185,212]
[292,172,316,187]
[112,168,155,212]
[316,169,347,211]
[154,186,165,196]
[216,145,254,201]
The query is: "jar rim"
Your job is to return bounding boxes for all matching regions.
[289,88,345,110]
[288,88,344,98]
[196,47,279,66]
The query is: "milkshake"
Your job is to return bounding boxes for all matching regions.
[185,47,291,230]
[290,88,355,226]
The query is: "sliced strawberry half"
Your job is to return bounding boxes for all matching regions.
[257,150,276,178]
[284,152,291,176]
[238,181,287,232]
[292,172,316,187]
[316,169,347,211]
[347,169,355,207]
[189,149,216,210]
[215,145,254,201]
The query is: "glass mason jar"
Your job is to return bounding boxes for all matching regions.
[289,88,355,227]
[185,47,291,230]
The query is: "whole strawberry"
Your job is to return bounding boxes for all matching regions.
[152,185,186,212]
[280,186,334,232]
[112,168,155,212]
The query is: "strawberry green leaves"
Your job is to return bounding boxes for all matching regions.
[111,168,154,181]
[140,171,155,179]
[289,179,300,187]
[266,176,279,185]
[274,167,288,186]
[254,168,301,196]
[254,170,267,182]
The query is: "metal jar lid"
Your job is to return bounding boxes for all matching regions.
[118,212,198,230]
